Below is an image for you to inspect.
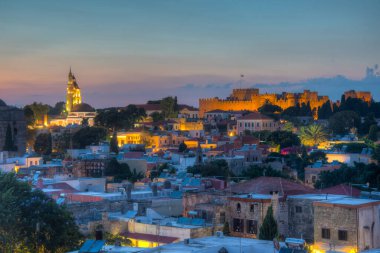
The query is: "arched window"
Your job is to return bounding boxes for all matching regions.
[236,203,241,212]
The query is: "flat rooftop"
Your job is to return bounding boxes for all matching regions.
[232,193,273,200]
[314,197,380,208]
[288,194,347,200]
[142,235,276,253]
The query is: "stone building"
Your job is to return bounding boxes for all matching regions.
[182,191,228,225]
[287,194,345,243]
[343,90,372,104]
[199,88,329,118]
[228,193,288,239]
[313,198,380,252]
[0,99,26,155]
[236,112,280,135]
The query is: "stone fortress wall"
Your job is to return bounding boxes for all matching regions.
[199,88,330,117]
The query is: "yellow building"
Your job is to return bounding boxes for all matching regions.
[66,68,82,113]
[172,118,204,131]
[117,131,149,146]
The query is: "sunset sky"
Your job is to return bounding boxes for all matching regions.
[1,0,379,107]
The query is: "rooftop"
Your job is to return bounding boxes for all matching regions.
[288,193,347,200]
[314,197,380,208]
[238,112,273,120]
[142,235,276,253]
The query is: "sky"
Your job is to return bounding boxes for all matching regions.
[0,0,379,108]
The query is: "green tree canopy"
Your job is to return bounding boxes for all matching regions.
[95,105,146,131]
[242,165,289,179]
[3,124,17,151]
[105,158,143,183]
[259,205,278,240]
[317,100,333,119]
[315,163,380,190]
[34,132,52,155]
[72,126,107,148]
[110,132,119,154]
[0,173,82,252]
[299,124,328,147]
[178,142,187,153]
[368,125,378,142]
[187,159,232,179]
[328,110,360,135]
[160,96,179,118]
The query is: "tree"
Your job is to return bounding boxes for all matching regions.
[317,100,333,119]
[268,131,300,149]
[49,101,66,116]
[283,122,295,133]
[222,222,230,236]
[0,173,82,252]
[259,205,278,240]
[34,132,52,155]
[242,165,288,179]
[178,142,187,153]
[23,106,35,126]
[95,105,146,131]
[160,96,178,118]
[25,102,51,125]
[258,103,282,119]
[368,125,378,141]
[3,124,17,151]
[187,159,231,178]
[150,111,165,122]
[72,127,107,148]
[110,132,119,154]
[328,111,360,135]
[314,163,380,189]
[360,114,377,135]
[105,158,143,183]
[299,124,328,147]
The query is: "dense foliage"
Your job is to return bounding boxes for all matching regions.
[34,132,52,155]
[249,130,300,149]
[299,124,328,147]
[0,173,82,252]
[72,126,107,148]
[105,158,143,183]
[242,165,289,179]
[315,163,380,190]
[328,110,360,135]
[259,205,278,240]
[187,159,232,179]
[95,105,146,131]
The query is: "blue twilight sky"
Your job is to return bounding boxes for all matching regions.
[0,0,379,107]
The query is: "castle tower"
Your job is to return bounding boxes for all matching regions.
[66,68,82,112]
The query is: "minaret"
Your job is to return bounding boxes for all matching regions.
[65,68,82,112]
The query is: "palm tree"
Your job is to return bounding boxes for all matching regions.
[299,124,328,147]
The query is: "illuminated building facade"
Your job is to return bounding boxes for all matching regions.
[66,68,82,113]
[199,88,329,118]
[343,90,372,104]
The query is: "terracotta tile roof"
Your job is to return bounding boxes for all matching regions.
[238,112,273,120]
[229,176,314,196]
[205,109,227,113]
[319,184,361,197]
[46,183,79,193]
[124,232,178,244]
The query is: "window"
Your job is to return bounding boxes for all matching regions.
[322,228,330,239]
[250,204,255,213]
[236,203,241,212]
[239,122,242,127]
[338,230,348,241]
[295,206,302,213]
[233,218,244,233]
[247,220,257,234]
[220,212,226,224]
